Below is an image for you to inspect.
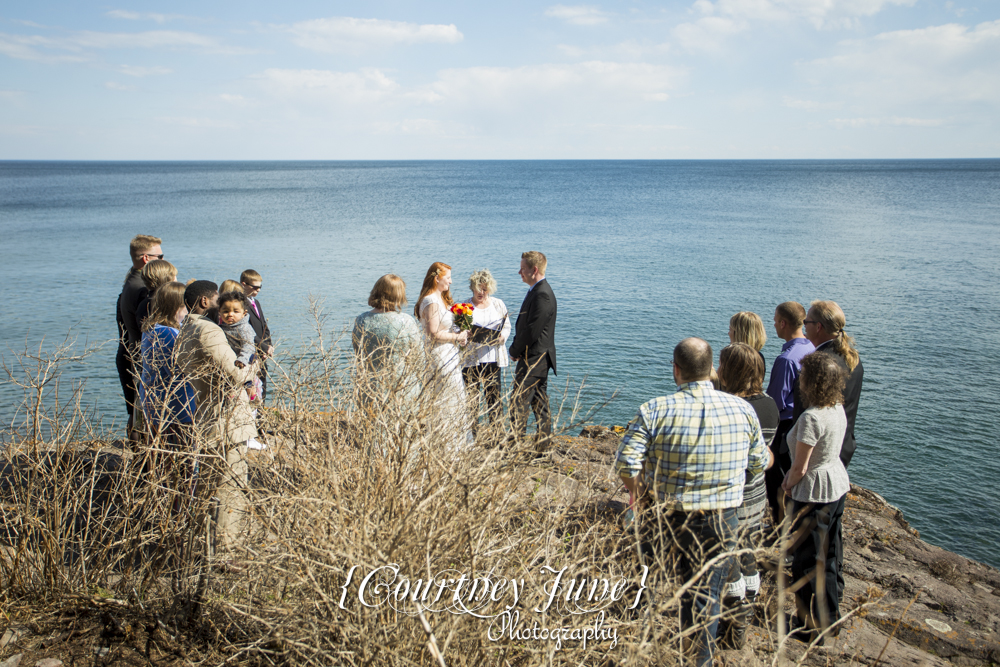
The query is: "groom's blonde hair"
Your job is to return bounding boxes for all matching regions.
[521,251,547,275]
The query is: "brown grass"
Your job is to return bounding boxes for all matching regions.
[0,320,830,666]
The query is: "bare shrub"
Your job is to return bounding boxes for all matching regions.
[0,321,809,666]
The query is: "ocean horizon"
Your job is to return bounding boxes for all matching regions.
[2,159,998,569]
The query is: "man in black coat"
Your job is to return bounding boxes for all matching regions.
[794,300,863,468]
[508,251,557,449]
[793,299,862,606]
[240,269,274,403]
[115,234,163,441]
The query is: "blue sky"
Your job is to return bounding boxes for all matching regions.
[1,0,997,158]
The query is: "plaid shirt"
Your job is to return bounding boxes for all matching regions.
[614,381,767,511]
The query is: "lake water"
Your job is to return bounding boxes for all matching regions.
[2,160,999,568]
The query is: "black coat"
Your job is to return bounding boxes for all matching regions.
[509,279,557,379]
[117,268,148,349]
[246,297,272,356]
[791,340,864,468]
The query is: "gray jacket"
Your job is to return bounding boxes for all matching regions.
[218,314,256,366]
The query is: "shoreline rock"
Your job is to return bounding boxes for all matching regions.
[567,425,1000,666]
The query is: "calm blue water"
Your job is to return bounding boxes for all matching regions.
[2,160,999,568]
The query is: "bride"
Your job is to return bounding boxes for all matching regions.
[415,262,471,448]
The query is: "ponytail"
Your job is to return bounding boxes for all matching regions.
[810,300,860,372]
[832,329,860,371]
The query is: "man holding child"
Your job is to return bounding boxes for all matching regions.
[175,280,258,555]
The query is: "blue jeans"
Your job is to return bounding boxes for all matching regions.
[643,507,739,667]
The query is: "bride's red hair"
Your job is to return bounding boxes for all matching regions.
[414,262,454,319]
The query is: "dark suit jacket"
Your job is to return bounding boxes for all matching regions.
[791,341,864,467]
[509,279,557,379]
[118,268,148,349]
[246,297,272,358]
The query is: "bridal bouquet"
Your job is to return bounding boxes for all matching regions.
[449,302,474,331]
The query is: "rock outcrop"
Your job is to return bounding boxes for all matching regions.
[559,425,1000,667]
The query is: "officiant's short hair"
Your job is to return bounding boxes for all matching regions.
[369,274,407,312]
[469,269,497,295]
[521,251,547,275]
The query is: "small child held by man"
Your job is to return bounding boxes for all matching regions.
[217,290,261,399]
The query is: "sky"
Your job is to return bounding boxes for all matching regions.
[1,0,998,159]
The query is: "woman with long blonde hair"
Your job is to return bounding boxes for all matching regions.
[728,311,767,366]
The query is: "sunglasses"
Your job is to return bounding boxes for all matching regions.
[243,283,262,291]
[144,253,164,260]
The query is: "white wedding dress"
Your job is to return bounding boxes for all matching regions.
[419,294,471,449]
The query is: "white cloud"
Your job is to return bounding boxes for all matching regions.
[247,61,684,134]
[557,40,671,59]
[422,61,683,109]
[831,116,946,128]
[782,96,841,110]
[253,68,401,105]
[544,5,611,26]
[673,16,745,53]
[673,0,918,51]
[219,93,248,105]
[557,44,587,57]
[0,124,48,137]
[691,0,918,29]
[118,65,172,77]
[807,20,1000,105]
[156,116,237,129]
[367,118,465,135]
[0,29,252,62]
[70,30,249,53]
[583,122,686,130]
[106,10,191,24]
[283,17,463,53]
[104,81,136,91]
[0,33,87,62]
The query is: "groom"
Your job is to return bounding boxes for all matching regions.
[509,251,557,449]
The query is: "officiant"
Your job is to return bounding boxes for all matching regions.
[461,268,511,431]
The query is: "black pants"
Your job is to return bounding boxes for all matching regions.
[116,342,136,417]
[462,362,502,427]
[765,419,794,525]
[789,494,845,632]
[257,360,268,404]
[511,369,551,441]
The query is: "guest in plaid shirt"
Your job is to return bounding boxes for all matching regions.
[614,337,772,667]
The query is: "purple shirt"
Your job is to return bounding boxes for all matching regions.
[766,337,815,420]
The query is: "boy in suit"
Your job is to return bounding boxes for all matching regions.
[240,269,274,403]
